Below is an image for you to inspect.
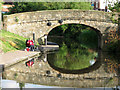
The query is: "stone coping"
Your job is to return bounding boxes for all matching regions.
[4,9,119,16]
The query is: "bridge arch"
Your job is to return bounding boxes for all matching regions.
[47,20,102,34]
[47,22,102,49]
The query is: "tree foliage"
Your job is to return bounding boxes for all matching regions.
[108,2,120,52]
[109,2,120,12]
[0,2,3,10]
[8,2,93,14]
[48,24,98,49]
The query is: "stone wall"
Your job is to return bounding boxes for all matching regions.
[3,10,118,48]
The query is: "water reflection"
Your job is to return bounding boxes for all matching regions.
[2,79,61,88]
[47,38,100,72]
[2,51,119,88]
[89,57,96,65]
[2,36,120,88]
[25,58,34,67]
[47,50,101,74]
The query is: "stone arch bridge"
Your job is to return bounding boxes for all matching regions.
[3,9,119,49]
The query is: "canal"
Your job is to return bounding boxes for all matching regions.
[1,24,120,88]
[2,38,120,88]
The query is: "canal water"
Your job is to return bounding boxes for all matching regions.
[1,36,120,88]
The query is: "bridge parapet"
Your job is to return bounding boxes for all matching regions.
[4,10,118,24]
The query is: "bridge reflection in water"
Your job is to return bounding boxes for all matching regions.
[2,50,119,88]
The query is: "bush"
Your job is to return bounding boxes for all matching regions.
[106,40,119,52]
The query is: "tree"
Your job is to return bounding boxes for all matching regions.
[108,2,120,52]
[8,2,93,14]
[109,2,120,12]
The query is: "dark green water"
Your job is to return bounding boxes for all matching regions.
[47,36,98,70]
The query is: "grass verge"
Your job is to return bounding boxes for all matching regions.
[0,30,28,53]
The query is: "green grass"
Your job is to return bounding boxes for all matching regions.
[0,30,28,53]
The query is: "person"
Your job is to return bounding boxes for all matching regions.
[25,47,30,51]
[25,59,34,67]
[26,39,34,51]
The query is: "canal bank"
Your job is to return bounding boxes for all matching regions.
[0,50,40,68]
